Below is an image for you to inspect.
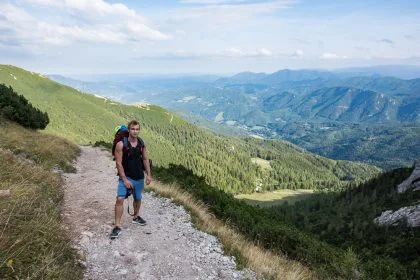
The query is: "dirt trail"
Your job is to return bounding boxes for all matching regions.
[62,146,255,280]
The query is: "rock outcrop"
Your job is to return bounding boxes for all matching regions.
[397,160,420,193]
[374,205,420,227]
[374,160,420,228]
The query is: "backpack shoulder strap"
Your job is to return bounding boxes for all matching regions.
[122,137,129,153]
[137,137,145,153]
[137,137,145,146]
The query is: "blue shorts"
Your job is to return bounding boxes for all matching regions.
[117,176,144,201]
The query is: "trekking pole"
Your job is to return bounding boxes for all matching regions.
[126,185,136,216]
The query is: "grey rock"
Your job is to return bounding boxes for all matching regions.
[374,204,420,227]
[118,269,128,275]
[397,160,420,193]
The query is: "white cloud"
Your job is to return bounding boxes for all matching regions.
[320,52,347,60]
[293,49,304,57]
[222,47,247,56]
[3,0,419,74]
[0,1,171,50]
[173,0,296,23]
[221,47,273,57]
[25,0,140,21]
[180,0,250,4]
[136,47,274,60]
[258,48,272,56]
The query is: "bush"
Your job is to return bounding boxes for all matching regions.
[362,258,408,280]
[0,84,49,129]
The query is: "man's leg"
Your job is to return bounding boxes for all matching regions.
[133,199,141,216]
[133,178,144,217]
[132,199,146,225]
[111,178,129,238]
[114,197,125,227]
[132,179,146,225]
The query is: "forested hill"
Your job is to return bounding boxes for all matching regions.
[269,165,420,279]
[0,64,380,193]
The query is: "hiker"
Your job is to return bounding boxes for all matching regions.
[110,120,152,239]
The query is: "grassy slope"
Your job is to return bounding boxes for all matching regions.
[0,64,380,194]
[235,189,314,207]
[0,118,81,279]
[0,65,125,143]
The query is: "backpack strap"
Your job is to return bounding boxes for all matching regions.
[124,137,144,157]
[122,137,129,154]
[137,137,145,154]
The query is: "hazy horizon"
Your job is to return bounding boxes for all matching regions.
[50,65,420,81]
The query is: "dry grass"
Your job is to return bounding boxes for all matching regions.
[0,118,82,279]
[148,182,315,280]
[0,150,83,279]
[0,119,80,172]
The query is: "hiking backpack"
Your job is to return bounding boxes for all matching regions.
[112,125,129,157]
[112,125,152,169]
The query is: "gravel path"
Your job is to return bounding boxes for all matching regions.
[62,146,255,280]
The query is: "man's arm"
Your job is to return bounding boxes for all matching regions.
[142,146,153,185]
[115,141,132,189]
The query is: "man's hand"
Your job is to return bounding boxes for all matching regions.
[123,179,133,189]
[146,175,153,185]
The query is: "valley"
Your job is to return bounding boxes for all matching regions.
[50,67,420,170]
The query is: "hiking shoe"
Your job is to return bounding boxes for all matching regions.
[110,226,121,239]
[132,216,147,226]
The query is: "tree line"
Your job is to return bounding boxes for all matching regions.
[0,84,49,129]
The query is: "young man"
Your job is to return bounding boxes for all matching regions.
[110,120,152,239]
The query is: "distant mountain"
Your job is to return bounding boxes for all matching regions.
[334,64,420,79]
[216,71,267,84]
[216,69,336,85]
[163,83,418,125]
[290,87,400,123]
[263,91,298,111]
[276,122,420,170]
[263,69,336,84]
[331,76,420,97]
[47,66,420,169]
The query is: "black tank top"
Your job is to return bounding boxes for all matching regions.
[123,140,144,180]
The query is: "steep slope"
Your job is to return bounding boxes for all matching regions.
[278,122,420,170]
[294,87,399,122]
[334,76,420,97]
[269,166,420,279]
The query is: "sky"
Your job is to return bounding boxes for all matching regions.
[1,0,420,75]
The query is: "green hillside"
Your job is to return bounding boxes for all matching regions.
[0,64,380,194]
[269,166,420,279]
[278,121,420,170]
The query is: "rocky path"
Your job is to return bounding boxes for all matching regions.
[62,146,255,280]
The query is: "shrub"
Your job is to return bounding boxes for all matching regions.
[0,84,49,129]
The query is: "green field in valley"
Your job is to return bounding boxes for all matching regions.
[235,189,314,207]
